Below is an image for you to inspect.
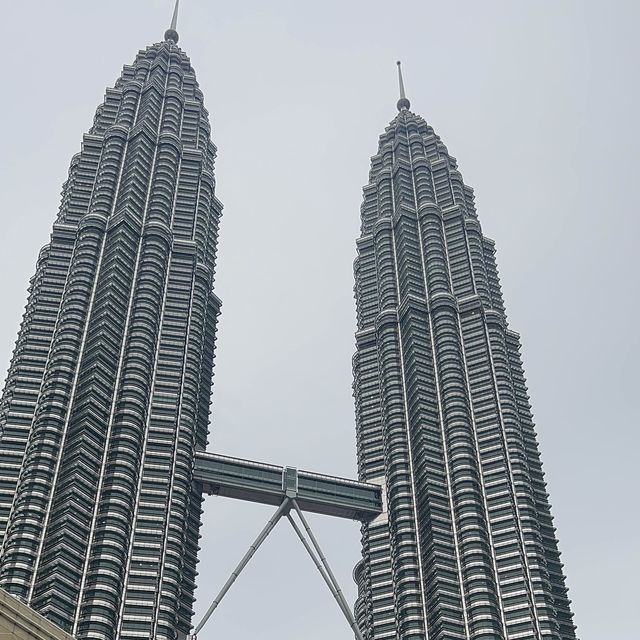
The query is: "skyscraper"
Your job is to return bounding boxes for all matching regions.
[0,6,222,639]
[352,64,576,640]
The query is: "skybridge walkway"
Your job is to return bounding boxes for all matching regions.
[193,451,382,522]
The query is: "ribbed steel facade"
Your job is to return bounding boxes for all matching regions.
[0,34,221,640]
[352,104,576,640]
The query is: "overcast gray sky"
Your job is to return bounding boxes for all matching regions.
[0,1,638,638]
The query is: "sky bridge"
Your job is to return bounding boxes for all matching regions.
[193,451,383,522]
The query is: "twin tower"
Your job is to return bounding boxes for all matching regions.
[0,8,576,640]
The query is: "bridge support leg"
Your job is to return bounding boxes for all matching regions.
[191,498,291,637]
[289,500,365,640]
[189,497,365,640]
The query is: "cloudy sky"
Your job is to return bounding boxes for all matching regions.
[0,1,638,638]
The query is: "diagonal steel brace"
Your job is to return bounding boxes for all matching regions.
[287,505,365,640]
[189,497,365,640]
[191,498,291,636]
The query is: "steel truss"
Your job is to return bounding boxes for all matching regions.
[189,497,364,640]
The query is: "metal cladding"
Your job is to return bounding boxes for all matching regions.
[0,35,222,640]
[352,105,577,639]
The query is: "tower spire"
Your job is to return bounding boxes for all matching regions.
[396,61,411,111]
[165,0,180,43]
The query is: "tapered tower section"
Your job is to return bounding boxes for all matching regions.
[352,65,576,640]
[0,18,222,640]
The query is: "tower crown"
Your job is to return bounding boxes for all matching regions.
[164,0,180,43]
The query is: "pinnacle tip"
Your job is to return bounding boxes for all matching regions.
[396,61,410,111]
[165,0,180,43]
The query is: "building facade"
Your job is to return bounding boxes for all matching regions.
[0,21,221,640]
[352,68,576,640]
